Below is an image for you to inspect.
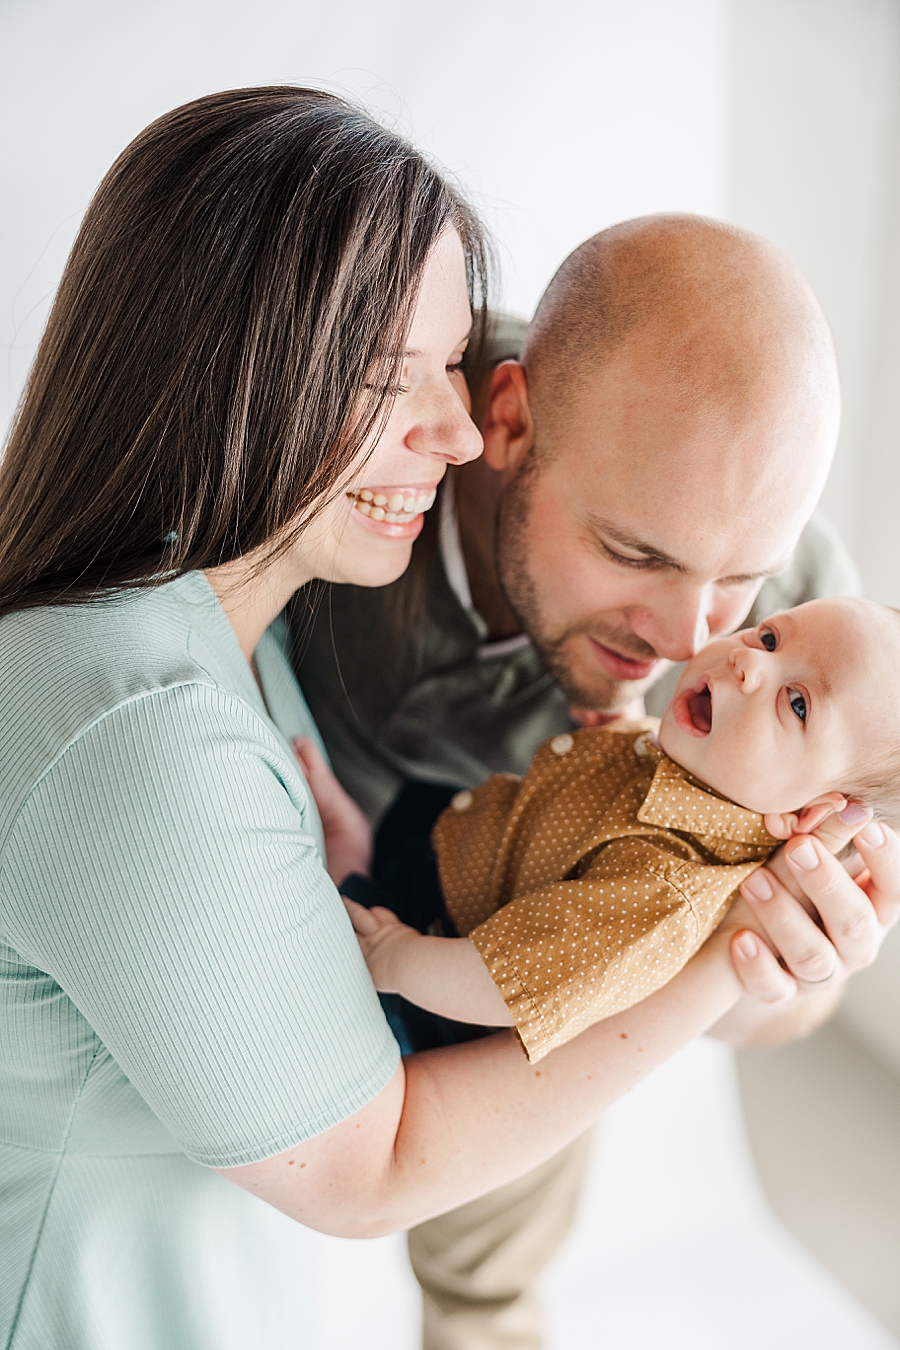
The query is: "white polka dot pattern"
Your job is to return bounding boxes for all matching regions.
[433,720,777,1063]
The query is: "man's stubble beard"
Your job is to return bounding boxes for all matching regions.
[493,452,665,713]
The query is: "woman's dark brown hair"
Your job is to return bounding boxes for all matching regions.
[0,86,489,615]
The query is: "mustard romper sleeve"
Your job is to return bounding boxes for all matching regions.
[465,837,763,1062]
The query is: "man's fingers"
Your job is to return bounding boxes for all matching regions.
[293,737,343,808]
[730,930,798,1003]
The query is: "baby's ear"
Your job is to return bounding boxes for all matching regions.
[795,792,848,834]
[764,793,847,839]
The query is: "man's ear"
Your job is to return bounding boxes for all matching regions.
[482,361,534,474]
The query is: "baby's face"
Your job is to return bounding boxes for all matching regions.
[657,598,900,814]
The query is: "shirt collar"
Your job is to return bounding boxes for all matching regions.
[637,749,777,848]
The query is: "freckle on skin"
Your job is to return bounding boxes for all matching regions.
[300,1163,307,1168]
[620,1032,628,1039]
[288,1160,295,1166]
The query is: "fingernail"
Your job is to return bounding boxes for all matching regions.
[857,821,885,848]
[839,801,870,826]
[743,870,773,900]
[735,933,758,960]
[788,839,818,870]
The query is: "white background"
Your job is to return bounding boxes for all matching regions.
[4,0,900,1060]
[2,1,900,1339]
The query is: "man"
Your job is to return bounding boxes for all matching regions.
[293,215,857,1350]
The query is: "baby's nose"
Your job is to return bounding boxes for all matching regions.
[731,648,763,693]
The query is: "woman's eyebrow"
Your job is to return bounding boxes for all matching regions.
[405,325,473,360]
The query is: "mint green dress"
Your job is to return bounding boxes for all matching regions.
[0,573,399,1349]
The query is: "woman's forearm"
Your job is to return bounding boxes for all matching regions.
[220,929,742,1237]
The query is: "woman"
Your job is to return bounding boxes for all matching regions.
[0,87,895,1350]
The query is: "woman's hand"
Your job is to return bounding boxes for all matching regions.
[711,803,900,1043]
[293,737,373,885]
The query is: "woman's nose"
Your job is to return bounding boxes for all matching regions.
[406,386,483,466]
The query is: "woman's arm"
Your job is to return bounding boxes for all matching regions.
[217,916,745,1237]
[219,819,900,1237]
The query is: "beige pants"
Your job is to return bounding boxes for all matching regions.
[406,1131,594,1350]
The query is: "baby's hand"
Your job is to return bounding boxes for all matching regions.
[341,896,424,993]
[342,896,515,1027]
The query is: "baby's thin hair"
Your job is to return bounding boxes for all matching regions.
[843,604,900,828]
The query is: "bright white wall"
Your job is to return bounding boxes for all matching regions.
[727,0,900,589]
[0,0,730,436]
[725,0,900,1083]
[3,0,900,1075]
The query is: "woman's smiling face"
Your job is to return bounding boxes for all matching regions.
[657,597,900,814]
[297,228,482,588]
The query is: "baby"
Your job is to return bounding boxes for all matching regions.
[346,598,900,1062]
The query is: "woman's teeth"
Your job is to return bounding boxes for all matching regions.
[348,487,437,523]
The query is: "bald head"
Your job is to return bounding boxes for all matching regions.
[484,214,843,717]
[522,213,839,475]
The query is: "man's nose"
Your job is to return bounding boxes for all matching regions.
[630,585,714,663]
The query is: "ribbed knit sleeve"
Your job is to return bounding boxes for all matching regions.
[2,682,399,1167]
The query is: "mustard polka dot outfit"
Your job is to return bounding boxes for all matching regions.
[433,720,777,1063]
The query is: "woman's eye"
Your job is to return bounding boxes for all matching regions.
[788,689,808,724]
[760,628,777,652]
[446,360,465,376]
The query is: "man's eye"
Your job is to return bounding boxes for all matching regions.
[788,689,808,723]
[601,543,654,569]
[760,628,777,652]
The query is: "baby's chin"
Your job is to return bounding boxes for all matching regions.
[657,720,778,814]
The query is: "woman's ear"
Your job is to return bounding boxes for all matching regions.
[482,361,534,474]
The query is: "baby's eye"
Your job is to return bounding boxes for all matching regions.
[788,689,808,724]
[760,627,777,652]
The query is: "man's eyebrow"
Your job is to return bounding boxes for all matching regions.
[588,516,791,583]
[586,517,689,570]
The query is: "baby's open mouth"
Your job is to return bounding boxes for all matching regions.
[686,681,713,735]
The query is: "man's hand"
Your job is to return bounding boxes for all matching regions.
[710,801,900,1045]
[293,737,373,885]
